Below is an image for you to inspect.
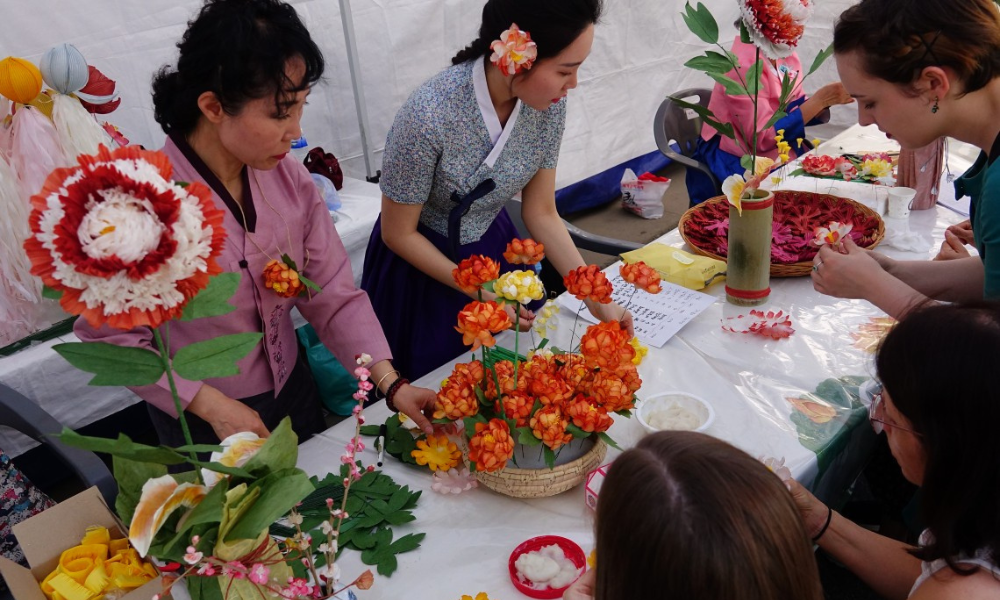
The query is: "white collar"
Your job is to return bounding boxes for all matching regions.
[472,57,522,168]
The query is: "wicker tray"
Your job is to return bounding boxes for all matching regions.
[469,438,607,499]
[678,191,886,277]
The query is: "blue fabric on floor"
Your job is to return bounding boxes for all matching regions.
[555,150,670,215]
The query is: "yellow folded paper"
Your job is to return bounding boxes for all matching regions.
[40,526,155,600]
[621,244,726,290]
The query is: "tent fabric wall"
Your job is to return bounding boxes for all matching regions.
[0,0,858,192]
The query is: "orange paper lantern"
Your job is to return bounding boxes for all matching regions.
[0,57,42,104]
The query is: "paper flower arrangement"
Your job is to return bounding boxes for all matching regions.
[490,23,538,76]
[675,0,831,209]
[427,239,654,472]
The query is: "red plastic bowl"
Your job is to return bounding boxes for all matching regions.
[508,535,587,599]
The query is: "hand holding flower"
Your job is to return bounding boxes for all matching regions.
[586,299,634,338]
[392,382,438,435]
[811,238,889,300]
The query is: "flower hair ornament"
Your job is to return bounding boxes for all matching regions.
[490,23,537,76]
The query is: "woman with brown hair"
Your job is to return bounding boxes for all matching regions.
[565,430,823,600]
[810,0,1000,317]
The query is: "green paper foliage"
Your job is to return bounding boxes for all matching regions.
[179,273,240,321]
[54,343,164,386]
[171,332,263,381]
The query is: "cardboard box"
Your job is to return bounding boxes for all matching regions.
[0,487,163,600]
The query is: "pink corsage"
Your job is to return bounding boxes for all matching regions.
[490,23,538,76]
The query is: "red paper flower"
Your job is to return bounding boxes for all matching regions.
[468,419,515,472]
[503,238,545,265]
[619,261,663,294]
[566,394,613,434]
[501,391,534,428]
[263,259,305,298]
[564,265,614,304]
[530,405,573,450]
[452,255,500,293]
[78,66,121,114]
[25,145,225,330]
[454,300,512,351]
[802,154,837,176]
[739,0,812,59]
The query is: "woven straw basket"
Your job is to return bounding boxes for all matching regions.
[678,192,886,277]
[468,438,608,499]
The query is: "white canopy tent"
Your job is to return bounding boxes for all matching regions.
[1,0,858,190]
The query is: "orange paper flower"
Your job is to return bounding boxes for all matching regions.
[467,418,515,472]
[530,405,573,450]
[588,371,635,413]
[614,362,643,393]
[455,300,512,351]
[619,261,663,294]
[501,391,535,427]
[557,353,593,388]
[564,265,614,304]
[485,360,523,400]
[452,255,500,294]
[566,394,613,434]
[580,321,635,370]
[263,259,305,298]
[503,238,545,265]
[434,375,480,420]
[787,396,838,424]
[452,360,486,386]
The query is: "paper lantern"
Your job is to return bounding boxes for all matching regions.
[0,57,43,104]
[78,66,121,114]
[40,44,89,95]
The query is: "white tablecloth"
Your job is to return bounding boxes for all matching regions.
[293,126,974,599]
[0,178,383,457]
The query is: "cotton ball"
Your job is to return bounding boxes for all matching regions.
[0,57,42,104]
[40,44,90,95]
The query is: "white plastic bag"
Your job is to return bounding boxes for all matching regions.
[621,168,670,219]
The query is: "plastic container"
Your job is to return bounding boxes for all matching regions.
[508,535,586,599]
[636,391,715,434]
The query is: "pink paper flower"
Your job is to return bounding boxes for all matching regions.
[490,23,538,76]
[248,563,270,585]
[183,546,203,565]
[722,310,795,339]
[431,466,479,495]
[813,221,853,247]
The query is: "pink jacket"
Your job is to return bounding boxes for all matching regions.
[75,137,391,416]
[701,37,806,159]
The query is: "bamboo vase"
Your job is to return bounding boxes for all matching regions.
[725,190,773,306]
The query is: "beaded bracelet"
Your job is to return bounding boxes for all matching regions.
[812,506,833,542]
[385,377,410,413]
[374,370,400,399]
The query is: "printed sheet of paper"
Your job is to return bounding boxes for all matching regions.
[559,274,716,348]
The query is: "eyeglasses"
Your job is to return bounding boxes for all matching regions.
[869,393,921,436]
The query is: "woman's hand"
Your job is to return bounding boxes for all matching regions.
[187,384,270,441]
[934,229,972,261]
[813,81,854,108]
[586,300,634,337]
[785,478,832,540]
[481,289,535,331]
[811,238,888,299]
[947,219,975,245]
[392,383,437,435]
[562,568,595,600]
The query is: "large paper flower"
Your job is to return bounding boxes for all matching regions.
[580,321,635,370]
[530,405,573,450]
[490,23,538,76]
[434,375,480,420]
[129,475,208,557]
[564,265,614,304]
[503,238,545,265]
[455,300,512,351]
[619,261,663,294]
[411,434,461,472]
[566,394,613,434]
[453,255,500,293]
[495,270,545,305]
[25,145,225,330]
[739,0,812,60]
[201,431,265,488]
[587,371,635,413]
[467,419,515,472]
[501,391,534,427]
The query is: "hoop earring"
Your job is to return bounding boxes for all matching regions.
[931,97,939,114]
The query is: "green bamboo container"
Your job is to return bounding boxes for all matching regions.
[725,190,773,306]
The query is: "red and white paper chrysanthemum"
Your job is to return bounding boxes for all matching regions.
[24,145,226,330]
[738,0,812,60]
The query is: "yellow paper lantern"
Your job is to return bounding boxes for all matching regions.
[0,57,42,104]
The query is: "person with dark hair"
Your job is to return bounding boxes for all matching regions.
[686,24,854,206]
[811,0,1000,318]
[75,0,438,445]
[788,302,1000,599]
[361,0,633,381]
[564,430,823,600]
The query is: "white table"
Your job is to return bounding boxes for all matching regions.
[0,178,383,457]
[294,126,974,599]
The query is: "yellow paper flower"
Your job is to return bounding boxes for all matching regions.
[811,138,822,147]
[796,137,804,148]
[771,175,783,185]
[495,270,545,305]
[721,174,746,214]
[411,434,461,472]
[750,156,775,177]
[775,128,785,142]
[628,337,648,365]
[460,594,493,600]
[862,158,892,178]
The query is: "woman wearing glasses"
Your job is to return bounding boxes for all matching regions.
[787,302,1000,599]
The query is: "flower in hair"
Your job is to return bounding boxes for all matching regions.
[490,23,538,76]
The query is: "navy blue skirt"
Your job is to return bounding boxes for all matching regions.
[361,209,532,381]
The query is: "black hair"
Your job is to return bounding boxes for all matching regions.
[452,0,603,66]
[875,301,1000,573]
[152,0,325,135]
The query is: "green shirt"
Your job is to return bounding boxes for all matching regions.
[956,151,1000,298]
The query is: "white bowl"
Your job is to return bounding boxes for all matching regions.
[636,391,715,434]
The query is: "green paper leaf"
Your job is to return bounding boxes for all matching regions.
[171,332,262,381]
[241,417,299,477]
[739,19,752,44]
[384,512,416,526]
[280,253,299,272]
[481,280,496,294]
[59,429,186,464]
[113,457,167,526]
[684,50,735,75]
[298,273,322,293]
[360,424,381,436]
[746,59,763,96]
[54,342,164,386]
[537,338,549,350]
[388,532,425,554]
[598,432,622,451]
[808,43,834,76]
[762,110,788,132]
[179,273,240,321]
[670,96,735,139]
[376,554,398,576]
[543,446,556,469]
[682,2,719,44]
[225,468,315,540]
[708,72,748,96]
[42,285,63,300]
[516,426,541,446]
[740,154,754,171]
[565,423,589,440]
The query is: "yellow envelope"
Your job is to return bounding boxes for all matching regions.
[621,244,726,291]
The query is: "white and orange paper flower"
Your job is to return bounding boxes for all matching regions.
[200,431,266,488]
[129,475,208,557]
[490,23,538,76]
[24,145,226,330]
[738,0,812,59]
[813,221,853,247]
